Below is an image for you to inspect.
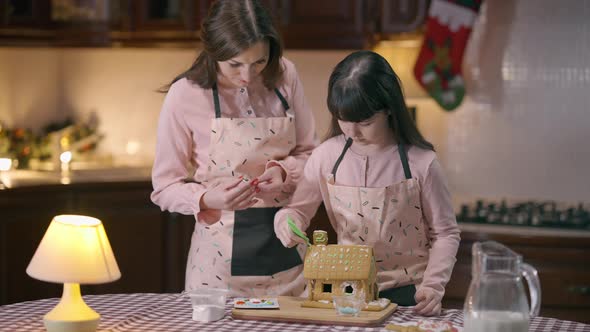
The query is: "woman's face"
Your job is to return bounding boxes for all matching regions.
[217,41,269,88]
[337,112,392,147]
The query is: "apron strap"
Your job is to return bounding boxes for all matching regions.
[212,83,221,118]
[274,88,290,113]
[331,137,353,182]
[398,143,413,179]
[212,83,290,118]
[331,137,413,181]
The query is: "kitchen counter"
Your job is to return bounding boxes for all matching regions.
[0,167,152,189]
[0,173,192,307]
[459,222,590,237]
[453,195,589,232]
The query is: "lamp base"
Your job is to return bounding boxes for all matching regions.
[44,318,99,332]
[43,283,100,332]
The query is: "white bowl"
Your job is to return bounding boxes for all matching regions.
[332,294,365,317]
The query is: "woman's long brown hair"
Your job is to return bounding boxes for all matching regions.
[160,0,284,92]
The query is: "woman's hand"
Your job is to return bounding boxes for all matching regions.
[413,287,442,316]
[255,165,286,192]
[200,177,258,211]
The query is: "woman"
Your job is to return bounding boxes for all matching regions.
[274,50,460,315]
[151,0,317,297]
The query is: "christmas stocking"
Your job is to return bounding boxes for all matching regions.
[414,0,483,111]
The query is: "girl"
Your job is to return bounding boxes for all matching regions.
[274,50,459,316]
[151,0,317,297]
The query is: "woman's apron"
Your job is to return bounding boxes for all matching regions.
[185,84,306,297]
[325,138,430,305]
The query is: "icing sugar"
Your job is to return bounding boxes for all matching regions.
[192,304,225,322]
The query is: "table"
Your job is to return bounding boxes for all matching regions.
[1,293,588,332]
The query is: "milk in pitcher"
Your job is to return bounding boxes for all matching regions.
[464,310,529,332]
[463,241,540,332]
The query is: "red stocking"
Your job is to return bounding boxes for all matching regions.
[414,0,483,111]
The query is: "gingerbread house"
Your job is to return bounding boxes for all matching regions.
[303,230,378,304]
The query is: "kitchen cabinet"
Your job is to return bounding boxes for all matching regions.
[0,181,193,305]
[0,0,52,45]
[132,0,202,30]
[0,0,428,48]
[0,0,209,46]
[0,0,114,46]
[0,0,50,26]
[274,0,374,49]
[379,0,429,35]
[267,0,430,49]
[110,0,212,46]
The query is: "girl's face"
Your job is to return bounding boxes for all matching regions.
[217,41,269,89]
[337,112,393,147]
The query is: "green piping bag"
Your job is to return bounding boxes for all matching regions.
[287,215,311,246]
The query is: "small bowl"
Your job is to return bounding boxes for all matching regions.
[187,288,228,322]
[332,294,365,317]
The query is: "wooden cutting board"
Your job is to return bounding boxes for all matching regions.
[231,296,397,326]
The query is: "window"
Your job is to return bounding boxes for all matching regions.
[322,283,332,293]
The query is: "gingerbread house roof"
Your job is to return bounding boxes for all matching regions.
[303,244,374,281]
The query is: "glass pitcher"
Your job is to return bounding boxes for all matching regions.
[463,241,541,332]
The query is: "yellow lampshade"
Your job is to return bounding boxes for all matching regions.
[27,214,121,283]
[26,215,121,332]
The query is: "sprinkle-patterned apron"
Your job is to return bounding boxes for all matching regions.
[185,84,305,297]
[326,138,430,293]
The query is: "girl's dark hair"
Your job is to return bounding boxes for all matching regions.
[160,0,283,92]
[325,50,434,151]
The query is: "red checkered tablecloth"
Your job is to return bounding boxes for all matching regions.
[1,293,588,331]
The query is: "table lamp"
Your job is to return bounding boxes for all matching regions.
[26,215,121,332]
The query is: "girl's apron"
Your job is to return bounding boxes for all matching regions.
[325,138,430,305]
[186,84,306,297]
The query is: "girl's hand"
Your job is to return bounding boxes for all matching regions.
[274,215,307,248]
[201,177,258,211]
[255,166,286,192]
[413,287,442,316]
